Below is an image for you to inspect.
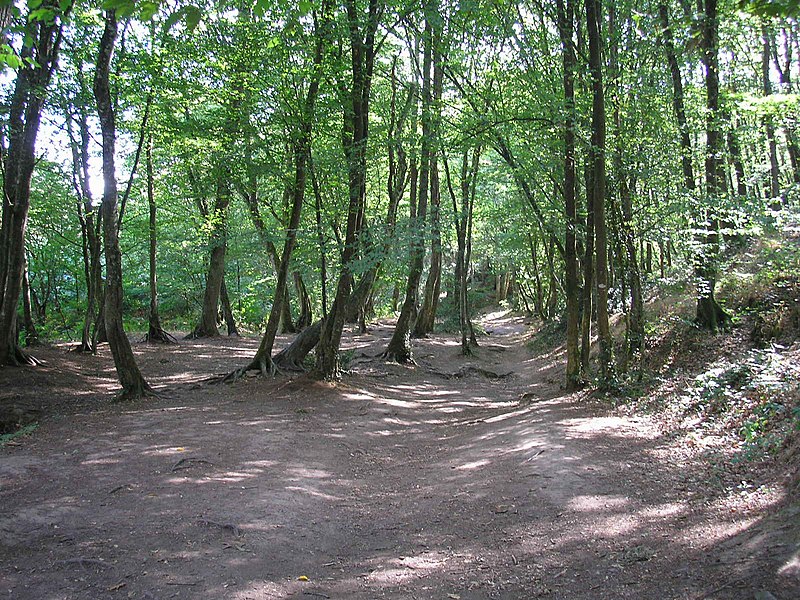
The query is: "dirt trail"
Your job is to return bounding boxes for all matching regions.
[1,312,798,599]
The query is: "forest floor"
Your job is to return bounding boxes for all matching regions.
[1,312,799,600]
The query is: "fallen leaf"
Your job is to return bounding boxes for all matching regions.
[448,595,461,599]
[297,575,309,581]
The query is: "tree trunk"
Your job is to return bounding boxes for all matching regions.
[220,279,239,337]
[413,49,444,338]
[21,250,37,347]
[762,25,782,207]
[187,177,230,339]
[384,3,436,363]
[696,0,731,331]
[586,0,614,387]
[658,2,696,192]
[0,2,68,365]
[144,134,173,344]
[293,272,312,331]
[94,9,154,399]
[444,145,481,356]
[314,0,379,379]
[558,0,582,389]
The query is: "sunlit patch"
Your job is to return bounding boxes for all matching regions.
[637,502,686,519]
[567,494,630,512]
[778,551,800,577]
[286,467,331,479]
[453,459,490,470]
[365,552,447,585]
[284,485,341,501]
[565,416,655,438]
[684,518,759,547]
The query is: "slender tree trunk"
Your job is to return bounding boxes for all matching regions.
[187,176,230,339]
[444,146,480,356]
[696,0,731,330]
[144,134,173,343]
[414,48,444,338]
[762,25,782,207]
[94,9,153,399]
[580,160,595,377]
[384,4,436,363]
[586,0,614,387]
[21,250,37,347]
[220,279,239,336]
[558,0,581,388]
[68,100,103,352]
[310,156,328,318]
[293,272,312,330]
[658,2,696,192]
[315,0,381,379]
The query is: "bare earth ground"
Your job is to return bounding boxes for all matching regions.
[1,311,798,600]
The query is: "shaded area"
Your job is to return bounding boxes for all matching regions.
[1,316,798,599]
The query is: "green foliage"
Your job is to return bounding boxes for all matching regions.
[0,423,38,447]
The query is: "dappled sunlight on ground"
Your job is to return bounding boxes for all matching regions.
[1,317,797,599]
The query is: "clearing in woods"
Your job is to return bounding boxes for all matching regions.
[1,311,798,599]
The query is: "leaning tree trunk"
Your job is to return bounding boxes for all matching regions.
[384,2,437,363]
[94,9,154,399]
[222,1,329,381]
[0,0,69,366]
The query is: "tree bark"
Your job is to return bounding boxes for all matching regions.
[558,0,581,388]
[384,3,436,363]
[144,134,174,343]
[314,0,381,379]
[696,0,731,331]
[94,9,154,399]
[586,0,614,387]
[187,176,230,339]
[0,0,68,366]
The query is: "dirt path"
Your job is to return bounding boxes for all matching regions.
[1,312,798,599]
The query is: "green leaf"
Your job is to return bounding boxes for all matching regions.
[139,0,159,21]
[185,5,201,31]
[298,0,312,16]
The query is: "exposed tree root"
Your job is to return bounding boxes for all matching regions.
[6,345,41,366]
[142,328,178,344]
[114,382,160,402]
[433,365,514,380]
[380,349,416,365]
[69,342,95,354]
[184,328,220,341]
[217,353,280,384]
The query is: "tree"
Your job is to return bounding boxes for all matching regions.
[94,9,154,399]
[0,0,71,366]
[315,0,382,379]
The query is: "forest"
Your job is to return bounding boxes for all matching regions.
[1,0,799,598]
